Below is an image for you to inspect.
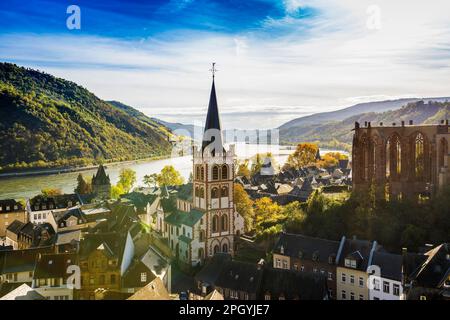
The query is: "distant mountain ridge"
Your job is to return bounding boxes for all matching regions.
[279,97,450,130]
[279,99,450,150]
[0,63,172,172]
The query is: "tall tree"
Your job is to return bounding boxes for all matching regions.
[233,183,254,232]
[285,143,319,169]
[156,165,184,187]
[118,168,137,193]
[75,173,91,194]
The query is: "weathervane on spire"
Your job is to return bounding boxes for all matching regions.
[210,62,218,79]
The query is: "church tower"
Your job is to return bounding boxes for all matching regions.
[192,64,237,258]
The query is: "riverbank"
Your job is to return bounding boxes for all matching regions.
[0,154,171,179]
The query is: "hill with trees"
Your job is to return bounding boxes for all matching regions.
[0,63,172,172]
[279,99,450,150]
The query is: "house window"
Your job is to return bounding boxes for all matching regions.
[6,206,10,211]
[350,275,355,284]
[373,279,380,291]
[341,290,346,300]
[282,260,288,269]
[359,277,364,287]
[327,272,333,281]
[110,274,116,284]
[359,294,364,300]
[313,268,318,273]
[276,259,281,268]
[244,293,249,300]
[300,265,305,272]
[99,275,105,285]
[293,264,299,271]
[230,290,238,299]
[374,297,380,300]
[393,284,400,296]
[341,273,346,283]
[383,281,390,294]
[350,292,355,300]
[264,293,271,300]
[141,272,147,282]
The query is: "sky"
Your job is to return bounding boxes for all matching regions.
[0,0,450,129]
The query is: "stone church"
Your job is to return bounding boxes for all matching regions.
[160,71,245,267]
[352,120,450,200]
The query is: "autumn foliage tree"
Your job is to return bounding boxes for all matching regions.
[317,152,348,168]
[156,165,184,187]
[284,143,318,170]
[233,183,254,232]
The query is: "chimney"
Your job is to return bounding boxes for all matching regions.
[409,120,413,125]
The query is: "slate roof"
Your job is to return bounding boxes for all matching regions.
[127,277,170,300]
[176,183,193,202]
[0,284,45,300]
[165,209,204,227]
[92,164,110,186]
[215,260,263,294]
[6,220,26,235]
[34,252,78,279]
[371,251,402,281]
[0,199,24,213]
[202,77,224,154]
[122,259,156,289]
[0,246,54,274]
[338,238,376,271]
[120,192,157,211]
[409,243,450,288]
[259,267,328,300]
[195,253,232,285]
[78,232,127,264]
[29,194,81,212]
[274,233,340,263]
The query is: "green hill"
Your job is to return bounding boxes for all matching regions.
[280,100,450,151]
[0,63,172,172]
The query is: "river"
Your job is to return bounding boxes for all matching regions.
[0,144,348,200]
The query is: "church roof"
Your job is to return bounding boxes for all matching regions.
[92,165,110,185]
[202,78,224,154]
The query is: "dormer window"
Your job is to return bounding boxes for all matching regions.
[280,245,284,255]
[14,205,18,210]
[6,206,10,211]
[42,205,47,210]
[345,258,357,268]
[312,251,319,261]
[328,255,335,264]
[264,292,271,300]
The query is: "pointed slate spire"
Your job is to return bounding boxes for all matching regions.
[202,63,224,155]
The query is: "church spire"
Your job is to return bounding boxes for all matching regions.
[202,63,224,154]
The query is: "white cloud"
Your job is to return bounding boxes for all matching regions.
[1,0,450,129]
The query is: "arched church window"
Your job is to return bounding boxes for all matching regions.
[201,167,205,180]
[196,166,200,180]
[221,165,228,179]
[221,186,229,197]
[195,186,199,197]
[212,165,219,180]
[414,133,425,178]
[222,243,228,253]
[212,215,219,232]
[211,187,219,198]
[213,245,220,254]
[221,214,228,231]
[199,187,205,198]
